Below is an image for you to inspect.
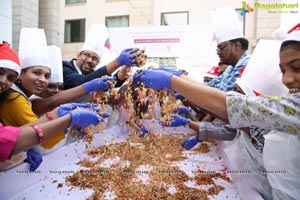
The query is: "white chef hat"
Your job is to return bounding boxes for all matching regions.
[19,28,50,69]
[48,45,63,83]
[81,24,109,57]
[239,39,288,96]
[210,6,245,44]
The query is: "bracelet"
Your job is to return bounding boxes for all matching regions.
[45,112,53,121]
[31,124,45,144]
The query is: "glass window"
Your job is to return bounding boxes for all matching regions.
[161,12,189,26]
[65,0,86,4]
[65,19,85,43]
[106,16,129,28]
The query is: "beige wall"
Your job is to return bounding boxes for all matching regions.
[12,0,39,51]
[60,0,293,60]
[7,0,295,56]
[10,0,60,51]
[39,0,60,46]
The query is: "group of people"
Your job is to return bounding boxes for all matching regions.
[0,27,143,171]
[1,8,299,200]
[132,23,300,200]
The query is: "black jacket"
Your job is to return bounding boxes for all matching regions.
[62,59,125,90]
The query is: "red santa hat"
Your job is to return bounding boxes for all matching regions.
[204,66,219,79]
[0,43,21,76]
[284,23,300,42]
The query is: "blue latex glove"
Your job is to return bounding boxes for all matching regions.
[133,124,149,138]
[69,109,101,129]
[25,149,43,172]
[82,77,114,93]
[58,103,100,117]
[101,112,110,118]
[176,106,191,115]
[181,136,199,150]
[132,69,173,90]
[174,92,185,100]
[153,67,183,77]
[140,127,149,138]
[159,114,191,127]
[116,48,140,66]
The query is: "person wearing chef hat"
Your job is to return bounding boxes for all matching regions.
[29,45,67,154]
[63,24,143,90]
[207,6,251,92]
[29,44,114,154]
[0,28,113,170]
[0,28,51,126]
[29,44,114,118]
[0,44,102,166]
[39,45,64,98]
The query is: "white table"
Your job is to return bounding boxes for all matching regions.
[0,121,263,200]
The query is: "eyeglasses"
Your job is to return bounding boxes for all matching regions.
[216,42,232,54]
[80,51,99,62]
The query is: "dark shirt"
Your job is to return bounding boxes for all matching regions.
[63,59,125,90]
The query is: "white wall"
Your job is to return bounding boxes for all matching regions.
[280,0,300,29]
[0,0,12,44]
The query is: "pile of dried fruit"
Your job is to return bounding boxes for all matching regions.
[65,134,232,199]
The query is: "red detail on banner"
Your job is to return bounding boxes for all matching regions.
[134,38,180,43]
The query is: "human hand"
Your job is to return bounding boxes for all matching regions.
[82,77,114,93]
[58,103,100,117]
[153,67,183,76]
[174,92,185,100]
[116,48,141,66]
[135,124,149,138]
[140,127,149,138]
[159,114,190,127]
[176,106,191,115]
[101,112,110,119]
[68,109,101,129]
[181,136,199,150]
[132,69,173,90]
[25,149,43,172]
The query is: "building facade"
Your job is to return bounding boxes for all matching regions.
[1,0,299,61]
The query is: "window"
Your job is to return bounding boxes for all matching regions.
[65,19,85,43]
[161,12,189,26]
[106,16,129,28]
[65,0,86,4]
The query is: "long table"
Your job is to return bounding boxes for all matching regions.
[0,121,263,200]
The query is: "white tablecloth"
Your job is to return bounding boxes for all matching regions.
[0,121,263,200]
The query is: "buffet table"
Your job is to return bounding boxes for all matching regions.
[0,121,263,200]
